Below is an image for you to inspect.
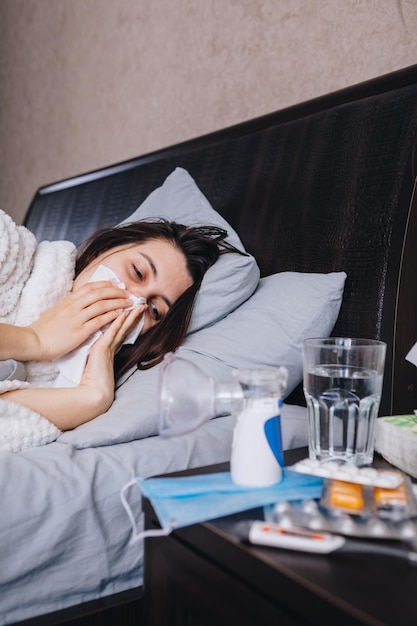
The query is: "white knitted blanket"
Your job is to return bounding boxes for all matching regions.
[0,209,76,451]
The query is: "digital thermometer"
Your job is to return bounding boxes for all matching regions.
[235,520,417,563]
[236,521,345,553]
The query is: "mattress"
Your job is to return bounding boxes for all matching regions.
[0,404,308,624]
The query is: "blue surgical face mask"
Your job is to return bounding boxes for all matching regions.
[120,469,323,544]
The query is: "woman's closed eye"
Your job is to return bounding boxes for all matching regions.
[131,261,169,323]
[133,265,143,281]
[149,301,161,321]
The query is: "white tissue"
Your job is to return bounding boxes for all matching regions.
[54,265,146,388]
[406,342,417,367]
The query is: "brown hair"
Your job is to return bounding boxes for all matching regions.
[76,219,243,382]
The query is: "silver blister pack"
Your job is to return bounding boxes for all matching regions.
[270,475,417,542]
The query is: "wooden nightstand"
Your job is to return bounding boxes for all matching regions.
[142,450,417,626]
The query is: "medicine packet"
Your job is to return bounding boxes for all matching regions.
[269,460,417,542]
[321,475,417,522]
[289,458,403,489]
[376,414,417,479]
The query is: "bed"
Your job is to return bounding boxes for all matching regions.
[2,64,417,625]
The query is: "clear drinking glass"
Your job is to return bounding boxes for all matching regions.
[302,337,386,466]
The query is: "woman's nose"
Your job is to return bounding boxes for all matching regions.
[127,283,147,299]
[129,294,147,309]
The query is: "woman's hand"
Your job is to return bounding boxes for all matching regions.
[1,304,147,431]
[78,304,147,416]
[27,281,136,361]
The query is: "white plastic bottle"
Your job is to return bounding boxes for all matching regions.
[230,367,287,487]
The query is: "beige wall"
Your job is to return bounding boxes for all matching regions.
[1,0,417,224]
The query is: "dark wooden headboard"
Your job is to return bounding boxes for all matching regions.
[24,65,417,416]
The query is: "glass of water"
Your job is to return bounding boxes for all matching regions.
[303,337,386,466]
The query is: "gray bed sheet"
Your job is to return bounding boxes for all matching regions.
[0,404,307,625]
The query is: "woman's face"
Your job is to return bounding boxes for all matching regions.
[74,238,193,332]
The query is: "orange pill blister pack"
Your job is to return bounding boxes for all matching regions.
[316,473,417,539]
[324,479,367,514]
[272,472,417,542]
[321,473,416,520]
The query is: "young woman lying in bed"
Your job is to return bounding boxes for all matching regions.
[0,218,238,431]
[0,167,345,455]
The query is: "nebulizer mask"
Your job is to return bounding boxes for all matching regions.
[120,353,323,544]
[158,353,288,486]
[157,352,244,435]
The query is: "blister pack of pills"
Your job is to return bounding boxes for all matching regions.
[321,475,417,521]
[270,472,417,542]
[289,458,404,489]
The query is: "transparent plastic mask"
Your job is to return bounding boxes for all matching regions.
[158,353,288,438]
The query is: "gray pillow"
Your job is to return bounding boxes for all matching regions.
[59,271,346,448]
[59,167,258,446]
[121,167,260,333]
